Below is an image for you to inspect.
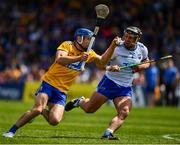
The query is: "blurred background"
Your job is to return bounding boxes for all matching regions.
[0,0,179,107]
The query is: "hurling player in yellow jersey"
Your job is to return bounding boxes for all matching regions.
[3,28,121,138]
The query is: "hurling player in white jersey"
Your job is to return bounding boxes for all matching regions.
[65,26,150,140]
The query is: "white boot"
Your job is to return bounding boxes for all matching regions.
[2,132,14,138]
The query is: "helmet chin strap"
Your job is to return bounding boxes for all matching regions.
[77,36,83,44]
[74,36,87,52]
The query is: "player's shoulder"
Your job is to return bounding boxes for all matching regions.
[57,41,73,51]
[59,41,73,47]
[137,42,147,49]
[61,41,73,46]
[117,42,124,48]
[136,42,148,52]
[115,43,124,52]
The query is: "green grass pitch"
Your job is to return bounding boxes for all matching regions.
[0,100,180,144]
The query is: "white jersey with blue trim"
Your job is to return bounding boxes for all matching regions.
[106,42,148,87]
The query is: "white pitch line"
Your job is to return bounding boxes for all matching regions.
[163,134,180,142]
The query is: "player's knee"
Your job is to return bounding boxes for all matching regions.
[119,106,130,120]
[84,106,96,113]
[49,117,61,126]
[49,120,59,126]
[32,107,43,115]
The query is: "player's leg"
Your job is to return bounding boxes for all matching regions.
[102,96,132,140]
[65,75,110,112]
[80,92,108,113]
[65,92,107,112]
[2,93,48,138]
[41,86,67,125]
[42,103,64,125]
[109,97,132,131]
[17,93,48,127]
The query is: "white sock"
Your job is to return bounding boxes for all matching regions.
[107,128,114,133]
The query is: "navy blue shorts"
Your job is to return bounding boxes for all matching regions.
[96,75,132,100]
[37,81,67,106]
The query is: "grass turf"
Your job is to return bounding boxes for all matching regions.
[0,100,180,144]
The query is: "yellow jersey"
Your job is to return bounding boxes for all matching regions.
[42,41,98,94]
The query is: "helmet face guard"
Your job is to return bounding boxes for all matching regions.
[74,28,93,43]
[123,26,142,48]
[124,26,142,40]
[74,28,93,51]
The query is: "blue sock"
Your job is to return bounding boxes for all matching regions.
[8,124,18,133]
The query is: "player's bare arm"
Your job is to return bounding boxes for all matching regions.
[132,58,150,72]
[105,58,150,73]
[94,37,122,65]
[139,58,150,69]
[55,49,88,65]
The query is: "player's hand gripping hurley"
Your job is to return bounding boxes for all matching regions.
[106,55,173,71]
[81,4,109,71]
[120,55,172,70]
